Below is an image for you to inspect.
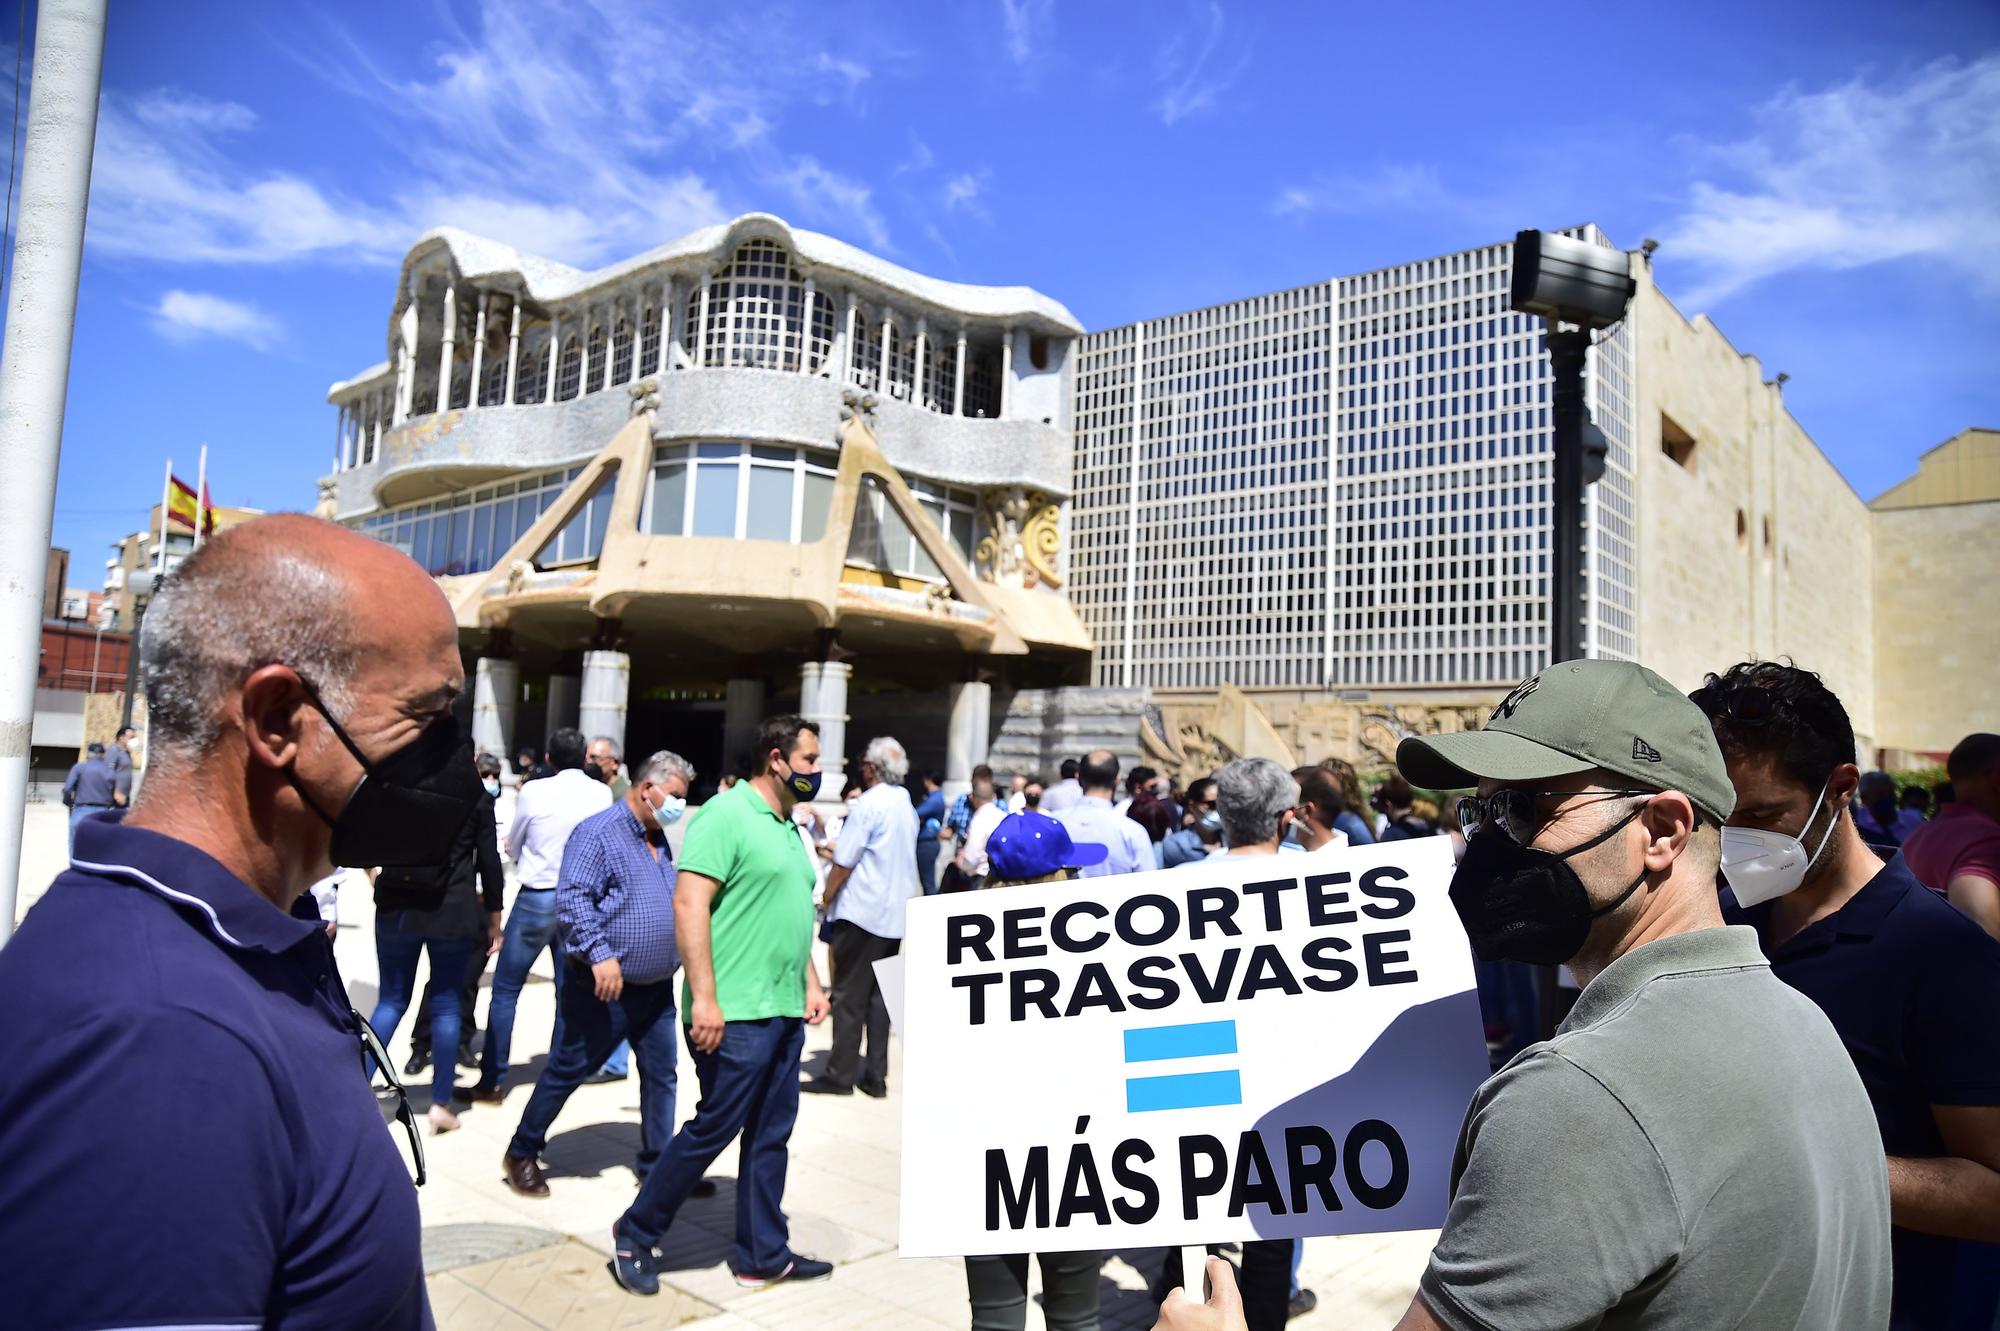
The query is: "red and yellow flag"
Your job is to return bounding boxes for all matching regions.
[165,476,199,530]
[200,483,216,537]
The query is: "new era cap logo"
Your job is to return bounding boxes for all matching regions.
[1492,675,1540,722]
[1633,737,1662,763]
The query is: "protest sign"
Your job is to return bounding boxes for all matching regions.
[898,836,1489,1256]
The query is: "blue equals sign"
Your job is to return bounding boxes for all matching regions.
[1122,1019,1242,1113]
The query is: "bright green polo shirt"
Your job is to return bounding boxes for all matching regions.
[676,780,817,1022]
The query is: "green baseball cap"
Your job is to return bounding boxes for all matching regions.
[1396,659,1736,824]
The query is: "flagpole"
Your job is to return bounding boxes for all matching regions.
[155,458,171,575]
[194,445,207,550]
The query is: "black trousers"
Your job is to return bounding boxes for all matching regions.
[965,1251,1102,1331]
[411,941,488,1059]
[824,920,899,1091]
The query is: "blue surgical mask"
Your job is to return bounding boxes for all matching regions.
[482,779,501,798]
[653,792,687,826]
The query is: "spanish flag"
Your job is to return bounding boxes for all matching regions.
[200,483,216,537]
[165,476,199,530]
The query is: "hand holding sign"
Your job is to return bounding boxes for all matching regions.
[1154,1257,1245,1331]
[898,837,1490,1256]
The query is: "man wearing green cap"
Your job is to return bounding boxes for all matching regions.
[1156,659,1890,1331]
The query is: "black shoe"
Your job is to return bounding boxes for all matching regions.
[858,1081,888,1099]
[403,1051,429,1077]
[690,1178,719,1199]
[584,1067,629,1085]
[799,1078,853,1096]
[609,1231,660,1296]
[733,1255,832,1288]
[1288,1288,1318,1320]
[456,1045,481,1071]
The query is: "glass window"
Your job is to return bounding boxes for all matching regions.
[801,470,834,543]
[650,462,687,535]
[746,465,794,541]
[692,460,739,537]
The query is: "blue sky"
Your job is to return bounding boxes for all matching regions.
[12,0,1999,577]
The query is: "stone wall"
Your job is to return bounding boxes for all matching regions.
[1628,279,1877,744]
[1871,500,2000,756]
[988,686,1148,782]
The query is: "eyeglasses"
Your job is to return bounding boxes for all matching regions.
[355,1011,426,1187]
[1457,788,1657,845]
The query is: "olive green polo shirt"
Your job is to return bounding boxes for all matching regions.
[676,780,817,1022]
[1421,926,1890,1331]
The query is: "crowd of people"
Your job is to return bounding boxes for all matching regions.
[4,513,1998,1331]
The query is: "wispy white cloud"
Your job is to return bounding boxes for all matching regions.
[1271,164,1453,218]
[1661,56,2000,307]
[895,135,936,177]
[150,290,282,350]
[1152,2,1250,127]
[815,51,870,105]
[1000,0,1054,64]
[773,157,892,251]
[942,169,993,221]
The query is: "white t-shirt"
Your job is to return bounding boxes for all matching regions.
[957,801,1010,878]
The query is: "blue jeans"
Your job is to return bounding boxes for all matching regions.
[480,889,565,1089]
[508,964,678,1179]
[600,1038,631,1077]
[619,1016,805,1274]
[67,806,111,857]
[916,838,941,896]
[369,917,479,1108]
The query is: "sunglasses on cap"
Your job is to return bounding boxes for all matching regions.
[1457,787,1658,846]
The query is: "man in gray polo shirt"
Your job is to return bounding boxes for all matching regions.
[1157,660,1890,1331]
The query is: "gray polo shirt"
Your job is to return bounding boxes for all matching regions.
[1421,926,1890,1331]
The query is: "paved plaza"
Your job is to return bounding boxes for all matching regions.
[14,800,1434,1330]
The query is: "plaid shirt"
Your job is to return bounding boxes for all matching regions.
[555,800,678,985]
[946,792,976,839]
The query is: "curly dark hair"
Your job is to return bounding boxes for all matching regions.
[1689,660,1855,792]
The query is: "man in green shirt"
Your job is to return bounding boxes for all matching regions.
[612,715,832,1297]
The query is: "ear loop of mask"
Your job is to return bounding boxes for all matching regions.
[1557,804,1653,919]
[1796,782,1837,877]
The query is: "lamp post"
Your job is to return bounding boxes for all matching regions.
[117,569,155,733]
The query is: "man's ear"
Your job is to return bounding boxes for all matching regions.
[239,665,312,772]
[1825,763,1862,812]
[1641,790,1697,874]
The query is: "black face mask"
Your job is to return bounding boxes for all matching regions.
[1448,806,1648,966]
[293,686,484,870]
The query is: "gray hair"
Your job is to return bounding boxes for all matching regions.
[864,735,909,784]
[1216,757,1300,849]
[635,749,695,787]
[589,735,622,760]
[141,547,357,781]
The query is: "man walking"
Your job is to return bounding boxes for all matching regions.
[1162,660,1891,1331]
[60,741,119,855]
[471,728,613,1101]
[1052,750,1155,878]
[0,515,457,1327]
[1694,663,2000,1330]
[110,725,138,805]
[611,715,832,1295]
[805,736,919,1098]
[501,751,696,1197]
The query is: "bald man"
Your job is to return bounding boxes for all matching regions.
[0,514,473,1330]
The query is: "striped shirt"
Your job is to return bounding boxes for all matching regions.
[556,800,679,986]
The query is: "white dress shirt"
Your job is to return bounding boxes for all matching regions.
[957,801,1009,878]
[506,768,613,891]
[1053,796,1156,878]
[829,781,921,938]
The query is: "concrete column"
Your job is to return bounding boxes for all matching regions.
[504,296,522,405]
[371,391,384,461]
[545,672,581,734]
[392,345,409,424]
[722,677,765,776]
[629,288,644,383]
[696,273,713,368]
[954,331,967,415]
[579,305,594,395]
[945,680,993,803]
[914,318,928,409]
[838,291,856,383]
[805,661,851,793]
[469,288,488,407]
[799,275,816,373]
[545,315,560,404]
[1000,327,1014,419]
[878,312,893,394]
[658,279,674,374]
[471,656,519,760]
[798,662,823,727]
[579,650,629,755]
[437,283,456,412]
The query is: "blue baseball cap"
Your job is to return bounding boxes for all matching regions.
[986,810,1108,880]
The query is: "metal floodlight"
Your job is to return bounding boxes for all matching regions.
[1510,229,1635,331]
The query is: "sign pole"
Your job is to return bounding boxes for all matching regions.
[0,0,110,946]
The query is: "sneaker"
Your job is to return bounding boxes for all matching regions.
[1287,1288,1318,1320]
[609,1232,660,1296]
[733,1256,833,1288]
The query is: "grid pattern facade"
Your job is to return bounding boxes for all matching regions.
[1072,227,1638,693]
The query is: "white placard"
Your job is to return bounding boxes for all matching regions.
[898,838,1489,1256]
